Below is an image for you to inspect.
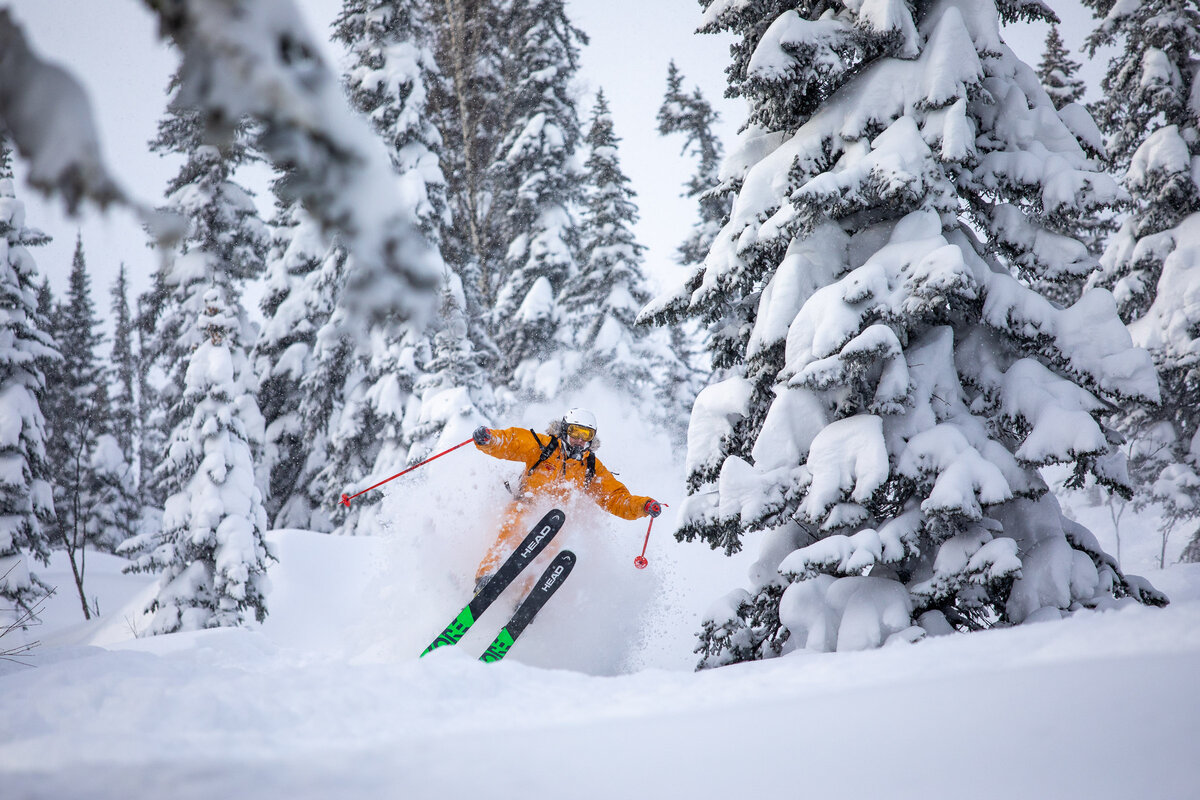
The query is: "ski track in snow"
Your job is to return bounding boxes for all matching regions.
[1,539,1198,800]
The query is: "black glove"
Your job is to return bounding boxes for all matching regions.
[473,426,492,446]
[644,499,661,518]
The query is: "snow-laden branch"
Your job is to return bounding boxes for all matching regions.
[0,10,128,213]
[1,2,441,324]
[144,0,443,323]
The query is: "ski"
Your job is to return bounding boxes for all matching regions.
[480,550,576,663]
[420,508,566,656]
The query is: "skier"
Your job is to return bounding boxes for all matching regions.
[471,408,662,591]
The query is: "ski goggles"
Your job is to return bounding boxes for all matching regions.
[564,423,596,442]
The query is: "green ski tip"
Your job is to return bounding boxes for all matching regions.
[480,628,516,663]
[420,606,475,657]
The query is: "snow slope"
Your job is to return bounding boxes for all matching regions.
[2,387,1197,799]
[2,531,1198,800]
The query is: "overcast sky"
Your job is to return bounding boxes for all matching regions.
[6,0,1102,340]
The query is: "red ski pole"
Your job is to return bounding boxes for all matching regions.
[339,438,473,508]
[634,503,668,569]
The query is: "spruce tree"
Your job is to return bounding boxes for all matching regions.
[0,143,58,626]
[560,91,652,388]
[1031,21,1109,300]
[489,0,587,397]
[254,197,330,530]
[295,243,352,534]
[121,84,271,632]
[135,270,170,512]
[656,60,733,267]
[315,0,454,535]
[36,276,62,470]
[652,61,729,433]
[426,0,511,318]
[1083,0,1200,564]
[36,279,53,335]
[653,0,1167,665]
[333,0,449,238]
[136,104,267,454]
[412,0,506,434]
[43,237,115,617]
[88,428,138,578]
[1037,25,1086,109]
[645,61,749,425]
[560,91,693,435]
[408,272,498,456]
[109,265,138,473]
[103,265,141,552]
[125,290,272,633]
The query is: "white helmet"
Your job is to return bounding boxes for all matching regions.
[563,408,597,430]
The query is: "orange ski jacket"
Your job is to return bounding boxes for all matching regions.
[476,426,652,520]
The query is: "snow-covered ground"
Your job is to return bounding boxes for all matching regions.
[4,534,1199,799]
[3,390,1198,799]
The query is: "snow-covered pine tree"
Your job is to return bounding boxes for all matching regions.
[488,0,587,398]
[135,270,170,513]
[88,428,137,572]
[0,142,58,625]
[318,0,455,535]
[135,98,268,500]
[652,61,731,435]
[34,275,61,457]
[41,237,117,617]
[126,290,272,633]
[45,236,117,567]
[294,243,352,534]
[109,265,138,478]
[121,86,271,632]
[425,0,511,323]
[560,90,651,387]
[408,271,498,455]
[254,196,331,530]
[333,0,449,241]
[1083,0,1200,564]
[99,265,142,553]
[1031,21,1110,299]
[655,0,1167,665]
[1037,25,1086,109]
[643,54,762,470]
[559,90,693,436]
[657,60,733,268]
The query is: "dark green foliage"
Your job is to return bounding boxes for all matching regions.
[109,266,138,467]
[695,582,789,669]
[44,236,116,556]
[1084,0,1200,179]
[489,0,587,387]
[1037,25,1086,109]
[1083,0,1200,563]
[671,0,1151,665]
[560,90,651,386]
[122,71,271,632]
[0,147,58,622]
[657,61,732,267]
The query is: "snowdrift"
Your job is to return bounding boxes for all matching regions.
[2,528,1199,800]
[3,386,1198,798]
